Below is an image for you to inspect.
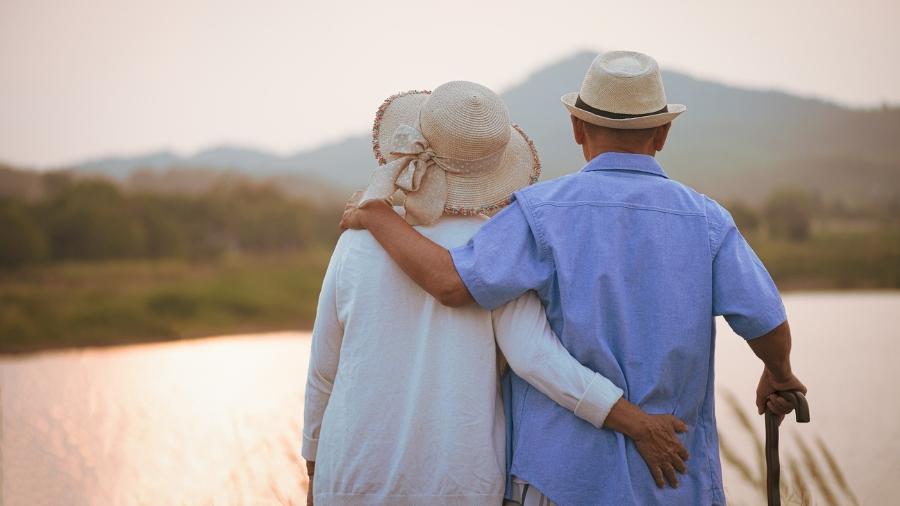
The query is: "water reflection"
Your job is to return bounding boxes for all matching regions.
[1,294,898,505]
[1,333,310,506]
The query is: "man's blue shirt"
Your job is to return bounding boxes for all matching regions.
[450,152,786,506]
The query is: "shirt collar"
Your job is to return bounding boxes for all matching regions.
[581,152,669,179]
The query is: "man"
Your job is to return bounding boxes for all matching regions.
[304,81,688,506]
[341,52,807,505]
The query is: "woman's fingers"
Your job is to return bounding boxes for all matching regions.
[669,416,688,433]
[662,462,679,488]
[650,466,665,489]
[672,455,687,474]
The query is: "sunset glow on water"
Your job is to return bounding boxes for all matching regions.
[1,293,897,505]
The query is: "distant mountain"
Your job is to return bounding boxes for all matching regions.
[76,146,292,177]
[76,150,182,178]
[502,51,900,202]
[0,163,347,210]
[72,51,900,204]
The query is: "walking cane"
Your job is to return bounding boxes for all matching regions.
[765,390,810,506]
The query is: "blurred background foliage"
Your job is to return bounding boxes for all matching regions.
[0,167,339,352]
[0,170,339,265]
[2,49,899,354]
[0,165,897,353]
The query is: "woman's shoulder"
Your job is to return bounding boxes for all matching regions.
[333,209,487,256]
[417,214,488,248]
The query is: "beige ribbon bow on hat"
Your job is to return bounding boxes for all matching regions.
[358,124,456,225]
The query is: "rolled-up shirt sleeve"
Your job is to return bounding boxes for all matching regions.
[450,196,554,311]
[709,199,787,339]
[302,241,346,461]
[493,291,623,428]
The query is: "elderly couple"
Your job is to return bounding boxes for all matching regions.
[302,51,807,505]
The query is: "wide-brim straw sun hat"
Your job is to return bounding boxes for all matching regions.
[358,80,540,226]
[562,51,686,130]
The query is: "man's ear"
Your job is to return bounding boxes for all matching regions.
[571,116,586,146]
[653,123,672,152]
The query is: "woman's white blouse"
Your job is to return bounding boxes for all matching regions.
[302,213,622,506]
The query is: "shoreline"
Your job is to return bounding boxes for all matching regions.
[3,289,897,357]
[0,323,311,357]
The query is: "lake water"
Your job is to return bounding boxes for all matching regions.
[1,292,897,505]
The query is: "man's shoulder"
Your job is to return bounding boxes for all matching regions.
[664,179,724,215]
[513,172,585,206]
[516,170,718,217]
[693,191,730,223]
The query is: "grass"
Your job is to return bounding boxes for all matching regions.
[750,228,900,290]
[261,389,863,505]
[0,249,332,354]
[0,226,897,354]
[719,391,860,506]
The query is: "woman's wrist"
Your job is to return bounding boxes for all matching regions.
[604,397,649,440]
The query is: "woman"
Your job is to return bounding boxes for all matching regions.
[302,81,624,505]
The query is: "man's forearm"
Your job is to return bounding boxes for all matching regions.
[747,321,793,378]
[359,201,473,306]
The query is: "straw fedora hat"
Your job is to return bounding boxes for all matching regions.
[562,51,686,129]
[359,81,540,225]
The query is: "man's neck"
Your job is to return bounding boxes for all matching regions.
[584,144,656,161]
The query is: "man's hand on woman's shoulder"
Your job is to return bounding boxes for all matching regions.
[339,191,368,230]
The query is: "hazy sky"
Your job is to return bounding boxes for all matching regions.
[1,0,898,167]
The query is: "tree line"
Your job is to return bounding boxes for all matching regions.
[727,188,897,241]
[1,168,897,270]
[0,171,342,269]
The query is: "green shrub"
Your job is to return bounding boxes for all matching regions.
[0,201,47,268]
[764,189,819,241]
